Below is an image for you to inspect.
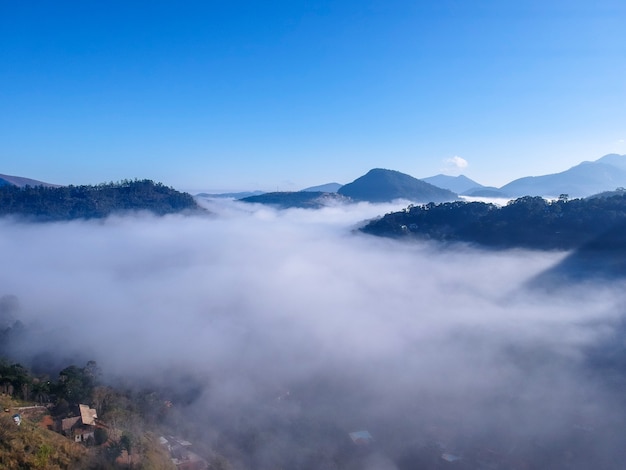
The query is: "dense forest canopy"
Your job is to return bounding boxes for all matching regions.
[0,179,201,221]
[361,193,626,250]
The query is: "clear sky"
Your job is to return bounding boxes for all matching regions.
[1,0,625,192]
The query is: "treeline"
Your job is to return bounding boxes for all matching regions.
[0,358,97,411]
[0,357,170,426]
[0,179,201,221]
[361,194,626,250]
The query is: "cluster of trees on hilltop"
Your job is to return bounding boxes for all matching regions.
[361,194,626,250]
[0,179,200,221]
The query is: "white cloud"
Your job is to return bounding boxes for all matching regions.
[442,155,468,173]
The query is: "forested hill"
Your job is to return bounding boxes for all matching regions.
[0,179,202,221]
[361,194,626,250]
[240,191,350,208]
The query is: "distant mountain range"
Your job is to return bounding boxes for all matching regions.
[337,168,458,203]
[7,153,626,208]
[420,154,626,199]
[501,154,626,198]
[232,154,626,208]
[300,182,343,193]
[197,190,265,199]
[280,153,626,203]
[238,169,459,208]
[420,174,483,194]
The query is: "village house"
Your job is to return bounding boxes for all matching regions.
[160,435,208,470]
[57,404,99,443]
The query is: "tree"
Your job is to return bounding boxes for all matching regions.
[94,427,109,446]
[32,379,51,404]
[103,440,123,463]
[56,363,95,405]
[0,362,31,398]
[120,433,133,465]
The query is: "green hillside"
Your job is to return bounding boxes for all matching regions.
[362,194,626,250]
[0,397,88,469]
[0,180,202,221]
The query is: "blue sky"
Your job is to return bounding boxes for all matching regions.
[1,0,625,192]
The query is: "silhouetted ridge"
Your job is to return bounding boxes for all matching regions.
[362,194,626,250]
[338,168,458,203]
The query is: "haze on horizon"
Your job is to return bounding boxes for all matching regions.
[1,1,625,192]
[2,200,626,467]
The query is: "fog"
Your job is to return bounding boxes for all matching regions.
[2,199,625,468]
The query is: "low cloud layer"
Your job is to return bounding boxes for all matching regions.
[1,199,625,468]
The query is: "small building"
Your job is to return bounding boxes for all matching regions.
[58,404,99,443]
[160,436,208,470]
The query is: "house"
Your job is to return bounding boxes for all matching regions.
[58,404,99,443]
[160,435,208,470]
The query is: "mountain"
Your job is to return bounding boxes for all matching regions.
[500,154,626,198]
[197,190,265,199]
[300,182,343,193]
[239,191,350,208]
[0,173,59,188]
[421,174,484,194]
[596,153,626,171]
[462,187,509,198]
[337,168,458,203]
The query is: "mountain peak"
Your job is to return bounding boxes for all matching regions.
[338,168,457,203]
[595,153,626,171]
[421,174,483,194]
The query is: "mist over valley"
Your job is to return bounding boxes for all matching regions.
[2,198,626,469]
